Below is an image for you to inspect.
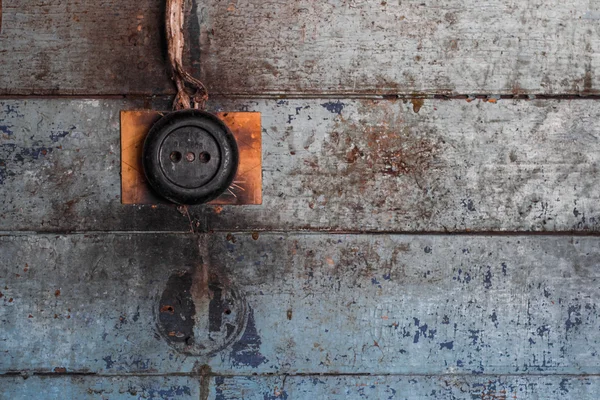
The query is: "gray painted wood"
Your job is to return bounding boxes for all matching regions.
[2,233,600,376]
[0,0,172,96]
[3,98,600,232]
[0,99,193,232]
[209,375,600,400]
[1,376,201,400]
[199,0,600,96]
[3,0,600,95]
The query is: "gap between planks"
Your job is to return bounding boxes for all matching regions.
[3,372,600,378]
[5,93,600,101]
[4,230,600,237]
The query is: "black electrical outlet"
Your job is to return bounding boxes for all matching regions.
[142,110,239,205]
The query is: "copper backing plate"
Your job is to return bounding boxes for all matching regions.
[121,110,262,205]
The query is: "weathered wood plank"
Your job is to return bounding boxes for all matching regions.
[2,233,600,375]
[1,376,201,400]
[2,98,600,232]
[0,0,172,96]
[0,100,600,232]
[207,98,600,232]
[0,99,194,231]
[199,0,600,95]
[209,375,600,400]
[2,0,600,95]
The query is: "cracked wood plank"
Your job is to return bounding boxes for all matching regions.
[3,98,599,232]
[1,233,600,376]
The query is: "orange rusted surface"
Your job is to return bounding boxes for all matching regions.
[120,110,262,205]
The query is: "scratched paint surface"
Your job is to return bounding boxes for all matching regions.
[1,233,600,377]
[209,375,600,399]
[3,1,600,95]
[2,99,600,232]
[2,0,600,398]
[198,0,600,95]
[1,376,200,399]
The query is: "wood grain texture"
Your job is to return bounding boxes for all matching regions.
[3,98,600,232]
[2,0,600,95]
[0,0,172,95]
[0,99,195,232]
[2,233,600,376]
[209,375,600,400]
[1,376,201,400]
[199,0,600,96]
[208,98,600,232]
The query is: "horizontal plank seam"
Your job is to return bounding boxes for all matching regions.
[2,372,600,378]
[3,93,600,101]
[2,230,600,237]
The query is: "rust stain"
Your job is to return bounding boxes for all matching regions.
[226,233,236,243]
[53,367,67,373]
[251,232,260,240]
[160,305,175,314]
[287,309,293,320]
[298,102,443,225]
[411,98,424,113]
[346,146,361,163]
[54,289,60,297]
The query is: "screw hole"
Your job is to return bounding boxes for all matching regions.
[198,152,211,163]
[186,152,195,162]
[170,151,182,163]
[224,309,232,315]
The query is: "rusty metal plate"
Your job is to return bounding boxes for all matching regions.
[121,110,262,205]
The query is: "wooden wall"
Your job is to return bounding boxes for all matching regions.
[1,0,600,399]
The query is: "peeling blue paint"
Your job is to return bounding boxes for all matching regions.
[320,101,345,115]
[413,319,435,343]
[461,198,476,212]
[468,329,481,345]
[102,355,115,369]
[229,308,268,367]
[566,305,582,331]
[49,130,71,142]
[560,378,570,393]
[453,268,471,283]
[439,341,454,350]
[483,267,492,289]
[0,125,13,136]
[1,103,24,117]
[145,385,192,398]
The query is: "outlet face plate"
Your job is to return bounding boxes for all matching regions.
[121,110,262,205]
[159,124,223,189]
